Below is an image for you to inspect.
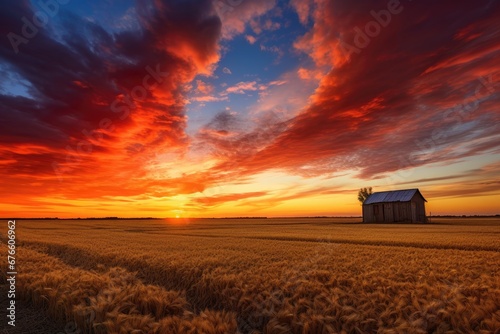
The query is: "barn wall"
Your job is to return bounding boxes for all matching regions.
[362,192,428,223]
[374,204,384,222]
[395,202,413,222]
[411,194,427,222]
[384,203,393,222]
[362,205,374,223]
[364,202,409,223]
[393,203,400,222]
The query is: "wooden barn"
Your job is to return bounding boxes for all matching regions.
[362,189,427,223]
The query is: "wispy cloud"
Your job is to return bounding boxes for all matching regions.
[225,81,259,94]
[245,35,257,44]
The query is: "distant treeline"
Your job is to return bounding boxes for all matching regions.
[5,217,158,220]
[4,215,499,220]
[215,217,268,219]
[429,215,500,218]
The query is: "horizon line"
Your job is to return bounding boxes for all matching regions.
[3,214,500,220]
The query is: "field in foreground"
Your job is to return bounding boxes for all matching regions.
[1,217,499,333]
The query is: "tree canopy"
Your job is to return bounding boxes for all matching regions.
[358,187,373,205]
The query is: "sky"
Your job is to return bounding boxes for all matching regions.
[0,0,499,218]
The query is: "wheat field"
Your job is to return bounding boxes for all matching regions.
[1,217,499,333]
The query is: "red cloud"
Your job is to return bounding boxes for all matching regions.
[204,0,500,184]
[0,0,223,212]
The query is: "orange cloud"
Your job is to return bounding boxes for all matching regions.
[194,191,269,207]
[290,0,313,25]
[297,68,324,81]
[245,35,257,44]
[196,80,215,95]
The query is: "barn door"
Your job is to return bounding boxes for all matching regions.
[411,202,417,223]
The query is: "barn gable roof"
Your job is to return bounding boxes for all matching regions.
[364,189,427,205]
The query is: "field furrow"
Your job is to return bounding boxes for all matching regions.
[1,246,238,334]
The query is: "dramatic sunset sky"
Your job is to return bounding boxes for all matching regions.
[1,0,499,218]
